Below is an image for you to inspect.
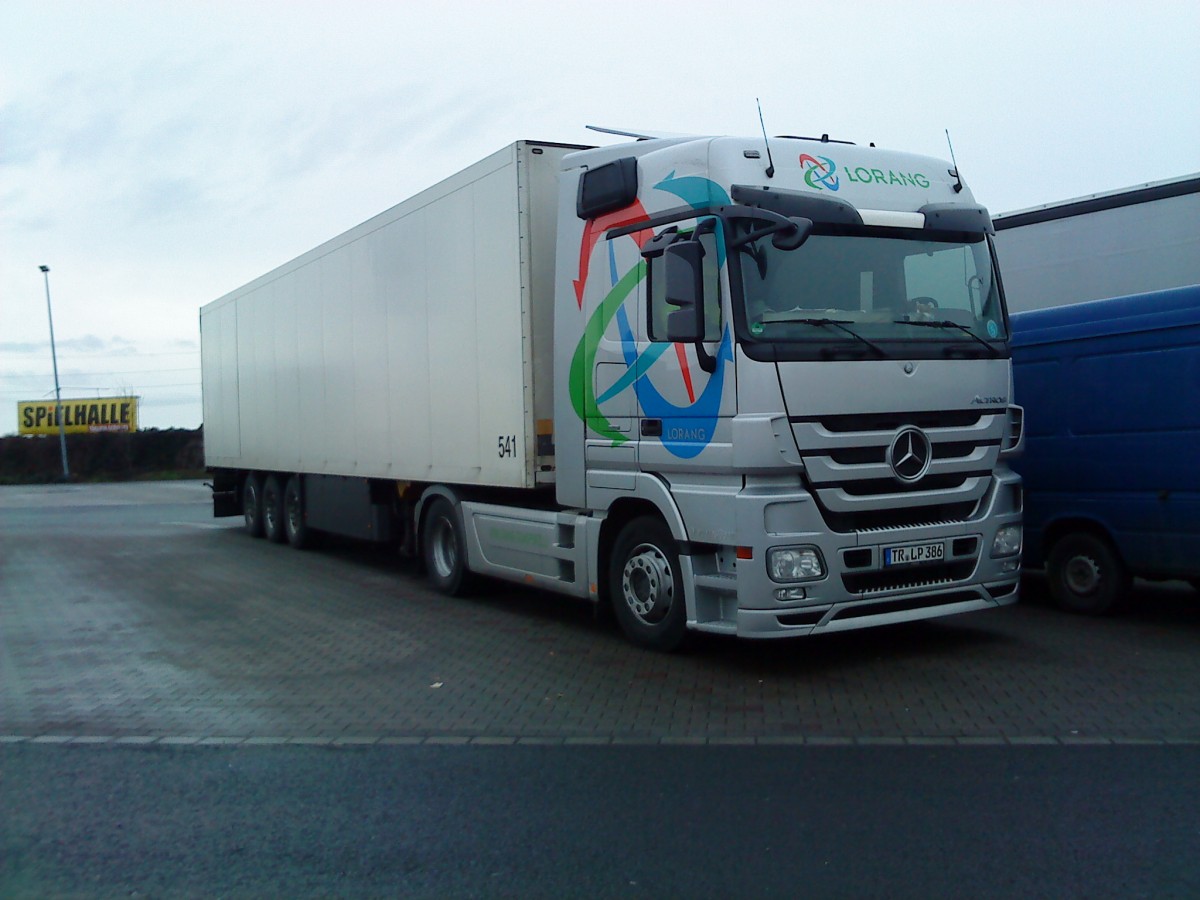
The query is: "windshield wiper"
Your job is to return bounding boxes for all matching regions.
[790,318,888,358]
[891,319,1002,357]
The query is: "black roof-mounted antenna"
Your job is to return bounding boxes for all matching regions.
[756,98,775,179]
[945,129,964,193]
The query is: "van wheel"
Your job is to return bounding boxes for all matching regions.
[1046,532,1130,615]
[422,498,472,596]
[243,475,264,537]
[261,475,287,544]
[283,475,310,549]
[609,516,688,651]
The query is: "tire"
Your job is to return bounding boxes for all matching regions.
[1046,532,1130,615]
[243,474,264,537]
[608,516,688,651]
[283,475,310,549]
[422,498,472,596]
[261,474,287,544]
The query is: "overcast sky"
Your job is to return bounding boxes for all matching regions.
[2,0,1197,436]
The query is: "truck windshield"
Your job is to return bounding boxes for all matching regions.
[735,223,1008,357]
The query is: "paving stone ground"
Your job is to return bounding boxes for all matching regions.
[2,481,1199,743]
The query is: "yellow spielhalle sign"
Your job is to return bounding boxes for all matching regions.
[18,397,139,435]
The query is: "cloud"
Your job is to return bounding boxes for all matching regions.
[0,341,44,354]
[0,335,138,355]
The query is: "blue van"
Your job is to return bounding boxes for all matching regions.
[1009,284,1200,613]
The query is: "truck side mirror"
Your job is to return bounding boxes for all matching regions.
[663,241,705,343]
[772,216,813,251]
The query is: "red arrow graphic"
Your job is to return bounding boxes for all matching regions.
[574,201,652,308]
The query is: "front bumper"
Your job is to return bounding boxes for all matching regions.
[685,469,1022,638]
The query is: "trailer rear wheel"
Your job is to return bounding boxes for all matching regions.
[243,474,264,537]
[609,516,687,651]
[261,475,287,544]
[283,475,310,549]
[1046,531,1130,615]
[423,498,472,596]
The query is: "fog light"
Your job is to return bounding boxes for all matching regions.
[991,525,1022,557]
[774,587,808,601]
[1000,558,1020,573]
[768,546,825,582]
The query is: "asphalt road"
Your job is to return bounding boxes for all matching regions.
[4,743,1199,899]
[2,482,1199,897]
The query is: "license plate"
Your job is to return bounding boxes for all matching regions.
[884,541,945,566]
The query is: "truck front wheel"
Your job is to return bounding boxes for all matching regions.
[243,474,263,537]
[261,475,287,544]
[1046,532,1130,615]
[422,498,472,596]
[609,516,688,651]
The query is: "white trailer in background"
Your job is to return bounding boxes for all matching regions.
[203,133,1024,650]
[992,173,1200,313]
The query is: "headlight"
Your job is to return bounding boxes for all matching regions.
[768,546,825,582]
[991,525,1022,557]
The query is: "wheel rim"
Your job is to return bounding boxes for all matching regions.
[245,483,258,527]
[620,542,674,625]
[286,490,301,534]
[429,516,457,579]
[263,486,278,533]
[1064,554,1101,595]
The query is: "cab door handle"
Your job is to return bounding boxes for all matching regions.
[641,419,662,437]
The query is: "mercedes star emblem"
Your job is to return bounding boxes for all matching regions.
[888,427,932,483]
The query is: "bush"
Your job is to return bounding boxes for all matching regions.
[0,427,205,484]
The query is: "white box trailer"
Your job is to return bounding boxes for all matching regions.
[992,173,1200,313]
[202,141,577,490]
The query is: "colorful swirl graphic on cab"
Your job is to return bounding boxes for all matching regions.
[799,154,840,191]
[569,173,734,459]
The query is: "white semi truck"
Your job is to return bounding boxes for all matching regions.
[201,133,1024,650]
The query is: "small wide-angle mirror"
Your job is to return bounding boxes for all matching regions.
[771,216,813,251]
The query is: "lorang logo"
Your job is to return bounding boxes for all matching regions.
[801,153,933,191]
[799,154,840,192]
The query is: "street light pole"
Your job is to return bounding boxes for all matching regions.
[39,265,70,481]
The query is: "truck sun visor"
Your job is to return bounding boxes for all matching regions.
[730,184,863,226]
[918,203,994,234]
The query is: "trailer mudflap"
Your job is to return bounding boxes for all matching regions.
[213,489,240,518]
[208,471,242,518]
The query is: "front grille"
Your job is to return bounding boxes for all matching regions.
[842,560,977,594]
[1004,407,1024,451]
[952,537,979,556]
[822,502,977,534]
[777,609,828,627]
[829,446,886,465]
[839,473,975,497]
[792,410,983,432]
[824,440,995,467]
[831,590,981,621]
[934,441,989,460]
[843,548,872,569]
[793,408,1005,530]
